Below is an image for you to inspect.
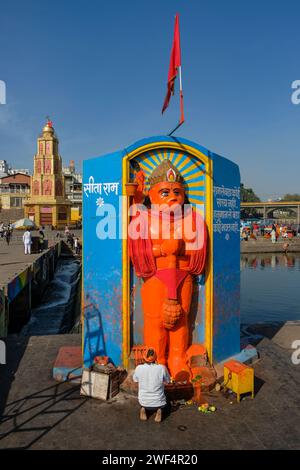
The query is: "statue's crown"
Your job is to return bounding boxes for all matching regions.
[148,159,184,188]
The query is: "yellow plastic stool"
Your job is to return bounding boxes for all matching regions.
[223,360,254,403]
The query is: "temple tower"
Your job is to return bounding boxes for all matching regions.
[24,120,71,228]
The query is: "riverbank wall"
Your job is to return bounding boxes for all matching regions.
[21,252,81,336]
[0,241,67,336]
[241,238,300,253]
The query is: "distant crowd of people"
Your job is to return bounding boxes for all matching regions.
[0,221,82,256]
[241,222,300,243]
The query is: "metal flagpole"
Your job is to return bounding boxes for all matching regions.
[178,65,185,125]
[168,65,185,136]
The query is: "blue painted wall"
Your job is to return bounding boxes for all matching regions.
[211,153,241,362]
[83,151,124,367]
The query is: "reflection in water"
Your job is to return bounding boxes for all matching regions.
[241,253,300,324]
[241,254,298,270]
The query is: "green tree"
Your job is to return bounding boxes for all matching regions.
[282,193,300,201]
[240,184,261,219]
[240,184,261,203]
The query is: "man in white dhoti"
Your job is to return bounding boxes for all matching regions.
[23,229,32,255]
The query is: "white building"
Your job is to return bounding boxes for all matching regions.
[0,160,30,177]
[0,160,9,177]
[9,168,30,175]
[62,160,82,221]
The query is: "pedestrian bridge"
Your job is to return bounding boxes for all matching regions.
[241,201,300,223]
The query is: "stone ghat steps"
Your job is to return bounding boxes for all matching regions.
[241,239,300,253]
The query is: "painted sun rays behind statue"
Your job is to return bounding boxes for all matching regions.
[129,148,206,216]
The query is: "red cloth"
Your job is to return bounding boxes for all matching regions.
[128,210,156,278]
[186,212,207,275]
[162,14,181,114]
[155,268,188,299]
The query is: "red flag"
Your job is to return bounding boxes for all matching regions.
[162,14,181,114]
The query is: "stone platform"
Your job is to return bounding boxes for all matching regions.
[1,325,300,449]
[53,346,82,382]
[0,323,300,450]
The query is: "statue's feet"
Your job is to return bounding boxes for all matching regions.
[174,369,191,383]
[168,354,191,382]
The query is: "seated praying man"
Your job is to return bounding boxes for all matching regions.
[133,348,170,422]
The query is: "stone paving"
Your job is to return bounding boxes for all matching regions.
[0,325,300,450]
[0,231,81,287]
[0,240,47,287]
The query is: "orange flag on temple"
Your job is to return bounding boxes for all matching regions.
[162,13,183,123]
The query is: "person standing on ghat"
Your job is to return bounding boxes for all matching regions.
[4,228,11,246]
[23,229,32,255]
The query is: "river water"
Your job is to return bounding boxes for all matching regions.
[18,253,298,335]
[241,253,300,324]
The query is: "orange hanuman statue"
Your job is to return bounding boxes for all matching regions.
[129,159,207,380]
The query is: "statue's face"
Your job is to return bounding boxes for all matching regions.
[149,182,185,208]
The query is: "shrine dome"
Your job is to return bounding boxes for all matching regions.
[42,119,55,135]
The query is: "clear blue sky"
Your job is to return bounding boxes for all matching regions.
[1,0,299,199]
